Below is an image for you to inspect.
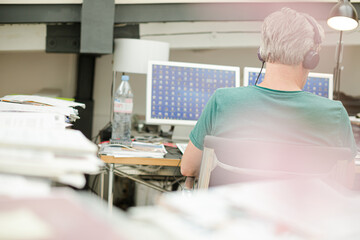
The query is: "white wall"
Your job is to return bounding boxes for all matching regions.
[0,44,360,139]
[0,51,77,98]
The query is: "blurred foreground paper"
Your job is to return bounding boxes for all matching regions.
[0,208,53,239]
[0,128,97,154]
[157,178,360,239]
[0,190,124,240]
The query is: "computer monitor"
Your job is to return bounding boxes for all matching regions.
[146,61,240,139]
[243,67,334,99]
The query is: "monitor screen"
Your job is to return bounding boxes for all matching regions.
[243,67,334,99]
[146,61,240,126]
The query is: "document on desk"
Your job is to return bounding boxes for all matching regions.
[99,142,167,158]
[0,93,85,122]
[0,101,77,120]
[0,128,97,155]
[0,112,66,130]
[0,148,102,188]
[0,94,85,109]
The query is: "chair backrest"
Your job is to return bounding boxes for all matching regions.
[197,136,353,189]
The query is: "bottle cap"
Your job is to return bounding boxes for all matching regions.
[121,75,130,81]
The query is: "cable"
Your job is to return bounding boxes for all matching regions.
[255,61,265,85]
[91,121,111,144]
[110,71,116,123]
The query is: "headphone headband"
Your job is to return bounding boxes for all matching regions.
[303,14,321,46]
[302,14,321,69]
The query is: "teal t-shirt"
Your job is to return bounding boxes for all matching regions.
[190,86,357,157]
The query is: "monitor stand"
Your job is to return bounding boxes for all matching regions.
[172,125,193,142]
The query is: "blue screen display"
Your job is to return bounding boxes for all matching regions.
[247,71,331,98]
[150,64,237,121]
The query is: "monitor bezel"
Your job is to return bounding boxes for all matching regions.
[243,67,334,100]
[146,60,241,126]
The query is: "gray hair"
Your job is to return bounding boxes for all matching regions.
[259,7,325,65]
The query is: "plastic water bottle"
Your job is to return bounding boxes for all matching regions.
[111,75,133,146]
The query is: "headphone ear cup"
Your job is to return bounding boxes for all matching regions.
[303,50,319,69]
[257,48,265,62]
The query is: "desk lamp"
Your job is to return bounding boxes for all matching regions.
[327,0,358,99]
[110,38,170,128]
[327,0,358,31]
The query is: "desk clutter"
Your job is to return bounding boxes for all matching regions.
[99,141,167,159]
[0,94,103,189]
[0,94,85,123]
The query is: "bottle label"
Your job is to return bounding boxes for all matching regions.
[114,98,133,113]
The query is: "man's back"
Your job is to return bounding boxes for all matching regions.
[190,85,357,156]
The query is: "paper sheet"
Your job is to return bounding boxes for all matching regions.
[0,101,76,118]
[0,94,85,109]
[0,128,98,154]
[0,112,66,129]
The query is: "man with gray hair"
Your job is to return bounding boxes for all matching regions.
[181,7,357,178]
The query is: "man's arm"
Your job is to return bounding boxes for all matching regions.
[180,140,203,178]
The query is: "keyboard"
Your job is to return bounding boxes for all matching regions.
[176,143,188,154]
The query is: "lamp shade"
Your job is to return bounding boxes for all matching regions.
[113,38,170,74]
[327,0,359,31]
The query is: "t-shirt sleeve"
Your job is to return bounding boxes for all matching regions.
[189,91,218,150]
[338,105,357,158]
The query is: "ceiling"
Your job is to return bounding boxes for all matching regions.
[1,0,360,50]
[0,0,359,3]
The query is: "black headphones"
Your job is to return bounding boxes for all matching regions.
[258,14,321,70]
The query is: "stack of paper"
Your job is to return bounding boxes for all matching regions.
[0,94,102,189]
[0,127,102,188]
[99,142,167,158]
[0,94,85,122]
[0,112,67,129]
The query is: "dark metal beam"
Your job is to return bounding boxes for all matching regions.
[80,0,115,54]
[75,54,96,100]
[0,4,81,23]
[114,2,337,23]
[46,24,80,53]
[114,25,140,39]
[72,54,96,139]
[45,24,140,53]
[1,3,357,24]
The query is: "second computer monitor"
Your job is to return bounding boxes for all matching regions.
[146,61,240,126]
[243,67,334,99]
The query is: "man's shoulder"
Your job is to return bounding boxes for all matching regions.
[302,92,343,108]
[215,86,253,97]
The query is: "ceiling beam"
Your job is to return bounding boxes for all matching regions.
[115,2,335,23]
[0,2,353,24]
[0,4,81,23]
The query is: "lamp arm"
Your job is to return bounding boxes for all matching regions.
[334,31,344,100]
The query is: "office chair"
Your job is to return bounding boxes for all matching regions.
[197,136,353,189]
